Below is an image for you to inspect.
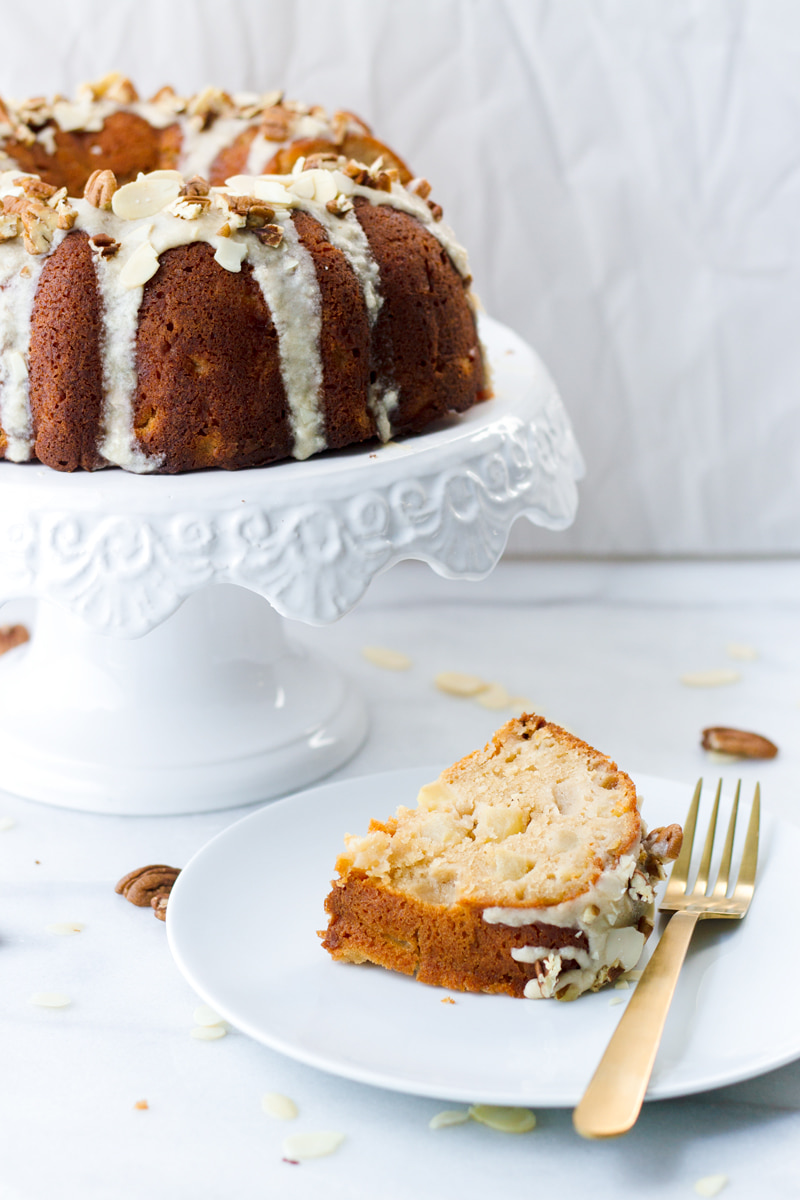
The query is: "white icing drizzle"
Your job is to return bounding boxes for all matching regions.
[244,132,276,176]
[248,214,325,460]
[298,203,396,440]
[92,236,157,472]
[177,117,249,182]
[0,225,60,461]
[483,853,653,1000]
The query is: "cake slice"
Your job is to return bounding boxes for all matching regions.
[321,713,682,1000]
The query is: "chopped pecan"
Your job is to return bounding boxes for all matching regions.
[409,177,432,200]
[427,199,444,220]
[90,232,120,258]
[260,106,292,141]
[115,865,181,918]
[82,72,139,104]
[84,168,118,210]
[644,824,683,863]
[0,211,20,242]
[302,152,342,171]
[342,160,371,186]
[256,223,284,247]
[326,195,353,216]
[0,624,29,654]
[186,86,234,130]
[180,175,210,198]
[14,175,59,201]
[226,195,275,228]
[701,727,778,759]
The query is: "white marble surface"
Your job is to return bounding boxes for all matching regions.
[1,559,799,1199]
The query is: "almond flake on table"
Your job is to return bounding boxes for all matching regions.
[468,1104,537,1133]
[281,1131,345,1160]
[609,996,626,1006]
[679,669,741,688]
[694,1175,728,1197]
[429,1109,470,1130]
[190,1024,227,1040]
[475,682,512,710]
[726,642,758,661]
[192,1003,224,1027]
[261,1092,298,1120]
[0,816,15,831]
[45,922,84,935]
[30,991,71,1008]
[508,696,536,712]
[361,645,412,671]
[434,671,488,697]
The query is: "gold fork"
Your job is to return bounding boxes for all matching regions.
[573,778,760,1139]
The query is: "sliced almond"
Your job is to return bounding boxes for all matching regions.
[119,240,160,288]
[726,642,758,661]
[261,1092,298,1120]
[112,173,182,220]
[190,1024,227,1040]
[362,645,412,671]
[30,992,71,1008]
[429,1109,470,1129]
[680,669,741,688]
[0,816,15,831]
[701,727,778,759]
[434,671,487,697]
[45,922,84,935]
[694,1176,729,1198]
[475,682,512,709]
[468,1104,536,1133]
[281,1131,344,1160]
[192,1004,224,1027]
[213,237,247,273]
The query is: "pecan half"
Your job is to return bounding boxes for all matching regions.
[115,865,181,918]
[701,727,778,759]
[256,223,284,247]
[643,823,683,862]
[84,169,118,210]
[180,175,210,198]
[0,624,29,654]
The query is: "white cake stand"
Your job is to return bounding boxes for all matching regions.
[0,316,582,814]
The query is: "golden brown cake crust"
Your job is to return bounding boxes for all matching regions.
[28,230,105,471]
[321,874,590,997]
[132,241,292,472]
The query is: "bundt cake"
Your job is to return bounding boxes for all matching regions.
[0,73,412,194]
[0,76,486,473]
[321,714,682,1000]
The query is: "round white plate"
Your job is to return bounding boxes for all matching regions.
[167,767,796,1106]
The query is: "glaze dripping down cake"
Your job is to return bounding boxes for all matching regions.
[0,76,486,473]
[321,714,682,1000]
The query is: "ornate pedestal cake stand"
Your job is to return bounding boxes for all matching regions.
[0,316,582,814]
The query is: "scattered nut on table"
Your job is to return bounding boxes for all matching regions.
[0,624,29,655]
[115,864,181,921]
[701,727,778,759]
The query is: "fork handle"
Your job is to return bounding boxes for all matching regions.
[573,909,700,1138]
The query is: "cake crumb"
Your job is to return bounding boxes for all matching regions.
[441,995,456,1004]
[133,1100,149,1111]
[693,1175,728,1197]
[362,645,412,671]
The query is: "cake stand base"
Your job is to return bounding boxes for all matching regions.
[0,585,366,814]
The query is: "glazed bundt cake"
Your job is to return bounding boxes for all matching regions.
[0,73,412,194]
[321,714,682,1000]
[0,76,486,473]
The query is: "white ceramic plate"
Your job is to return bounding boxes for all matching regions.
[167,768,797,1107]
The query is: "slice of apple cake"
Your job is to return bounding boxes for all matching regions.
[321,713,681,1000]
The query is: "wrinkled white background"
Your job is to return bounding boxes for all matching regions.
[4,0,800,556]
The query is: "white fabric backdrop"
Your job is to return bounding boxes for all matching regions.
[3,0,800,556]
